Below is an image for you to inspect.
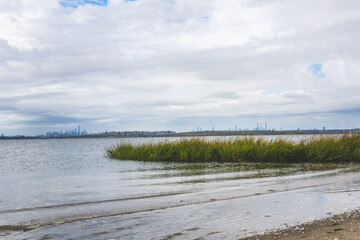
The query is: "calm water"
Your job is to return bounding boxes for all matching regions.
[1,137,360,240]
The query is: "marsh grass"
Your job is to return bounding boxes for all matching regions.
[107,133,360,163]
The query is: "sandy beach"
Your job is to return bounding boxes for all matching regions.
[241,209,360,240]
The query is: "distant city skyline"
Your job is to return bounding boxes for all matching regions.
[2,122,360,137]
[40,125,87,137]
[1,1,360,135]
[191,122,358,133]
[2,120,360,137]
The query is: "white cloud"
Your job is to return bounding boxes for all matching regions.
[1,0,360,135]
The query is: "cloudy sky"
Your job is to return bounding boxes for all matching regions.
[1,0,360,135]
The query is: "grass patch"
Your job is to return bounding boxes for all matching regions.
[107,133,360,163]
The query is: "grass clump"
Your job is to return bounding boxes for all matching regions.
[107,133,360,163]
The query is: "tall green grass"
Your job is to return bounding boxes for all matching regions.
[107,133,360,163]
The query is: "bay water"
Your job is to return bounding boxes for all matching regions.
[1,137,360,239]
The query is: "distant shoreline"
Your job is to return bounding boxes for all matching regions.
[1,129,359,140]
[170,129,358,137]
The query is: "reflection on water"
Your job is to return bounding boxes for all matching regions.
[0,137,360,239]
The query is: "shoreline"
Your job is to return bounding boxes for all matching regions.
[240,208,360,240]
[2,129,359,140]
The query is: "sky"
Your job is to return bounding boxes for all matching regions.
[1,0,360,135]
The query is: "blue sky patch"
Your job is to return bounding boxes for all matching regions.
[60,0,107,8]
[308,63,326,79]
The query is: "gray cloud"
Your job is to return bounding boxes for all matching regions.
[23,114,89,125]
[1,0,360,135]
[207,91,241,99]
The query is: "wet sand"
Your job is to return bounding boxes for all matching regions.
[241,209,360,240]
